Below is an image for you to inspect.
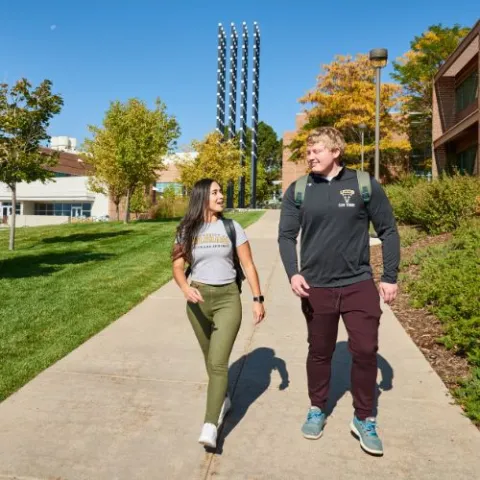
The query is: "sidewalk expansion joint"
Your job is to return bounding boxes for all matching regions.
[51,369,207,386]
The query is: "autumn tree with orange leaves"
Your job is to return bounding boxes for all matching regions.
[288,54,411,179]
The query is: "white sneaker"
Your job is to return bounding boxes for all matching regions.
[218,395,232,427]
[198,423,217,448]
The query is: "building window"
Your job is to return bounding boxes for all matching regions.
[34,202,92,217]
[456,146,477,175]
[155,182,183,195]
[1,202,21,215]
[54,172,73,177]
[455,71,478,113]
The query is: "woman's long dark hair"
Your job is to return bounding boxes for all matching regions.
[172,178,222,264]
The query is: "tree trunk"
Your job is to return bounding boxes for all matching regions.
[115,201,120,221]
[124,188,131,224]
[9,183,16,251]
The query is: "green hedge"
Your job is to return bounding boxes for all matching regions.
[386,175,480,234]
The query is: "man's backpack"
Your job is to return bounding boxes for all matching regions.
[294,170,372,208]
[184,217,245,292]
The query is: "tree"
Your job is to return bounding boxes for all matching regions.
[238,122,281,205]
[83,127,128,221]
[392,24,470,169]
[256,121,282,201]
[0,78,63,250]
[130,182,153,217]
[179,124,281,206]
[290,54,411,180]
[178,132,245,194]
[84,98,180,223]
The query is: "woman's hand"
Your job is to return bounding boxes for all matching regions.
[253,302,266,325]
[182,285,204,304]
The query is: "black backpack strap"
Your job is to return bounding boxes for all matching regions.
[222,217,237,248]
[223,218,241,268]
[221,217,245,291]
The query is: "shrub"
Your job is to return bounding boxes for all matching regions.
[151,195,188,219]
[406,218,480,366]
[454,368,480,425]
[404,218,480,423]
[386,174,480,234]
[385,183,417,224]
[398,225,425,247]
[412,175,479,234]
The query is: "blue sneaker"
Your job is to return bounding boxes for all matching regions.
[301,407,326,440]
[350,416,384,456]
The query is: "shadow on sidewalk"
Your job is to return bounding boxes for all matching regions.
[213,347,289,454]
[326,341,394,418]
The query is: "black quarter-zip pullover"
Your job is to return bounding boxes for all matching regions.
[278,167,400,287]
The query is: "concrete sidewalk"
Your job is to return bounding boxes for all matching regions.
[0,210,479,479]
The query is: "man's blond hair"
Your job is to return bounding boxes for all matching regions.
[306,127,346,156]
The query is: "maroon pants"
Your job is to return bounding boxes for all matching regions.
[301,279,382,420]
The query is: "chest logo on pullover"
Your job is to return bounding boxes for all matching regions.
[339,189,355,207]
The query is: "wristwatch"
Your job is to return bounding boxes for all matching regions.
[253,295,265,303]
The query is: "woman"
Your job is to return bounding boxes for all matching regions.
[172,178,266,449]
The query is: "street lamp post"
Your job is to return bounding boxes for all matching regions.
[369,48,388,182]
[358,123,367,171]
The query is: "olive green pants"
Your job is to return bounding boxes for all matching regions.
[187,281,242,425]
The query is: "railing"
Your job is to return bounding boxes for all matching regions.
[414,171,433,182]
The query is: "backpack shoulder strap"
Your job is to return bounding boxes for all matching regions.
[356,170,372,205]
[221,217,245,290]
[294,175,309,207]
[222,217,237,248]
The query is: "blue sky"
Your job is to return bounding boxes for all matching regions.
[1,0,478,150]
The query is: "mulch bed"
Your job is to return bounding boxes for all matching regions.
[370,234,471,393]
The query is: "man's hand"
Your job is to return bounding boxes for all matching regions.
[379,282,398,305]
[182,286,204,304]
[291,274,310,298]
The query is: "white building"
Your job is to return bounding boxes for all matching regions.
[49,136,79,154]
[0,147,109,227]
[0,147,198,227]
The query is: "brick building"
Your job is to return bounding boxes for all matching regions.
[154,152,196,195]
[433,20,479,176]
[282,113,309,193]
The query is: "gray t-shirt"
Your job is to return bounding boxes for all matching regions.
[182,220,248,285]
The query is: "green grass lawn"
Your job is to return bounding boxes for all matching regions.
[0,211,264,401]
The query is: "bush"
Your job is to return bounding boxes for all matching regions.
[405,218,480,423]
[406,218,480,366]
[385,183,418,224]
[386,174,480,234]
[413,175,479,234]
[454,368,480,425]
[151,196,188,219]
[130,186,153,215]
[398,225,425,247]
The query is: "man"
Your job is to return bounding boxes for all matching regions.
[278,127,400,456]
